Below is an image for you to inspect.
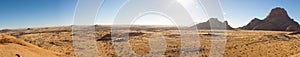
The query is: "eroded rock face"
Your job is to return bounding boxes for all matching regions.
[241,18,264,30]
[241,7,300,31]
[192,18,233,30]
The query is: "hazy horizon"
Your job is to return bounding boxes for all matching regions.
[1,0,300,29]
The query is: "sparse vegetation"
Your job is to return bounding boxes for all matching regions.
[1,26,300,57]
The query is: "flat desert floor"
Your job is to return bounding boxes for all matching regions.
[1,26,300,57]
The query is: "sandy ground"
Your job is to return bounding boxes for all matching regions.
[1,26,300,57]
[0,34,66,57]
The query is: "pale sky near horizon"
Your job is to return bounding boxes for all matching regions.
[1,0,300,29]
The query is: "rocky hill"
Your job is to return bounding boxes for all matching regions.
[192,18,233,30]
[240,7,300,31]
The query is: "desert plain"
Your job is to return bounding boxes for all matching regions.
[1,25,300,57]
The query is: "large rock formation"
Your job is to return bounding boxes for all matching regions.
[241,7,300,31]
[192,18,233,30]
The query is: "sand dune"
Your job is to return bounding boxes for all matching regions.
[0,34,66,57]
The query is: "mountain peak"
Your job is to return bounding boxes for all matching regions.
[241,7,300,31]
[192,18,233,30]
[266,7,289,18]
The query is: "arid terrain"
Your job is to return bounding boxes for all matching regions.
[1,26,300,57]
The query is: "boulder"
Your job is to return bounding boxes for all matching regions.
[290,29,300,35]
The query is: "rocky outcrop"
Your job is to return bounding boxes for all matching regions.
[192,18,233,30]
[289,29,300,35]
[240,7,300,31]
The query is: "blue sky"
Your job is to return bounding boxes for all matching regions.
[221,0,300,28]
[0,0,300,29]
[0,0,77,29]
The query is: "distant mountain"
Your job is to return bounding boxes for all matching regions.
[240,7,300,31]
[192,18,233,30]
